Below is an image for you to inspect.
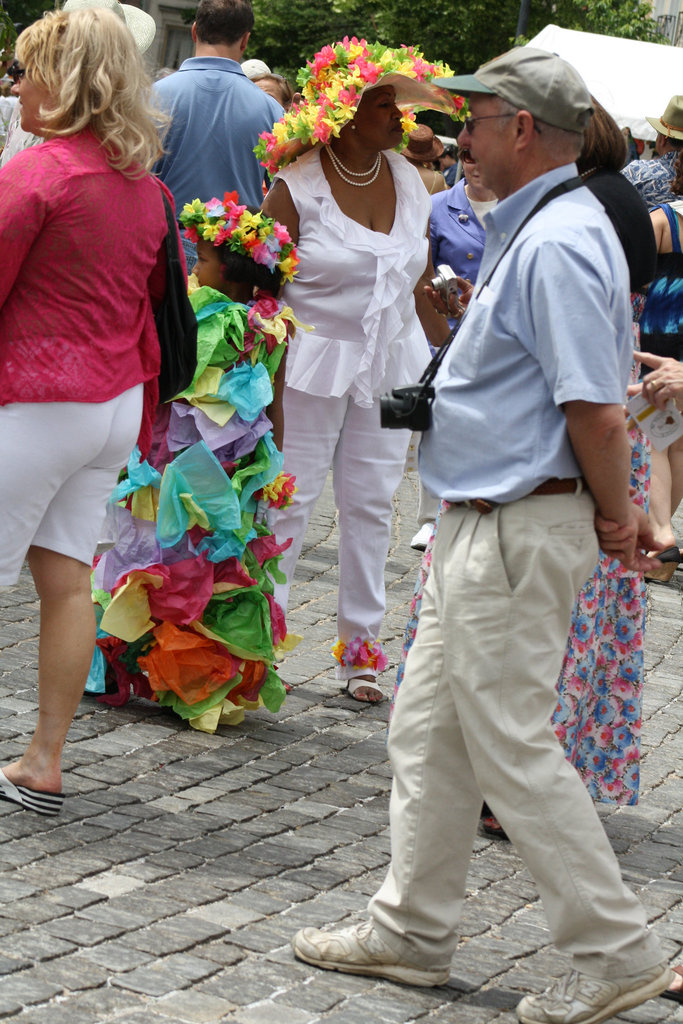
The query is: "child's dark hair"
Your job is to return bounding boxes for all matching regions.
[218,205,282,295]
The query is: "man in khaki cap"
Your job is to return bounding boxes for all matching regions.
[622,94,683,209]
[289,46,672,1024]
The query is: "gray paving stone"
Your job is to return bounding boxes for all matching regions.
[154,990,238,1022]
[112,952,220,995]
[0,972,63,1014]
[0,477,680,1024]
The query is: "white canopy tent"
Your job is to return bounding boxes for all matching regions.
[526,23,683,141]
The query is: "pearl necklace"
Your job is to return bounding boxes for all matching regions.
[326,146,382,186]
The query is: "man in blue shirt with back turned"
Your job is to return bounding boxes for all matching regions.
[290,47,673,1024]
[153,0,282,264]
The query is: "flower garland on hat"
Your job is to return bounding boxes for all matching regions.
[180,191,300,283]
[255,37,464,174]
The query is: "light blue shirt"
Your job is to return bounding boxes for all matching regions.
[420,164,632,503]
[153,57,283,213]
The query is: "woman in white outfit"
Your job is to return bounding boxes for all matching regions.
[259,40,460,701]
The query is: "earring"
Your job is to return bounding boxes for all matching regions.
[350,123,356,131]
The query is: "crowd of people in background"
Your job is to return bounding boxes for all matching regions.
[0,2,681,1020]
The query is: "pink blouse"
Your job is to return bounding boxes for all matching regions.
[0,131,181,453]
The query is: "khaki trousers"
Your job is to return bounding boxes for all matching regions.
[369,492,663,979]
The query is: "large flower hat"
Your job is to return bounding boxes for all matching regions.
[180,191,300,283]
[255,37,465,174]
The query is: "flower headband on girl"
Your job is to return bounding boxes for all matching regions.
[254,37,464,173]
[180,192,300,283]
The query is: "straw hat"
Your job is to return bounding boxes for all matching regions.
[647,96,683,141]
[254,38,464,173]
[403,124,444,162]
[62,0,156,54]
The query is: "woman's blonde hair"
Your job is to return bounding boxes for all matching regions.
[16,8,167,174]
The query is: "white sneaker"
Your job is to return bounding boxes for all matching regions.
[516,962,674,1024]
[291,920,450,987]
[410,523,433,551]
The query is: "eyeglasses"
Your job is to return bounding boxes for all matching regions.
[462,113,515,133]
[7,61,26,84]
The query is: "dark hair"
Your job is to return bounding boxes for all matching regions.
[672,149,683,195]
[216,206,281,293]
[576,99,627,175]
[194,0,254,46]
[219,249,281,293]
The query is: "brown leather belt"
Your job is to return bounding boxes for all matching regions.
[453,478,584,516]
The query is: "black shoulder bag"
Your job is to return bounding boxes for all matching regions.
[154,185,198,403]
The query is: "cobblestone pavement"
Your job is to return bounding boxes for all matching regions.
[0,474,681,1024]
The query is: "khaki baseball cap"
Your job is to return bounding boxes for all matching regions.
[435,47,593,133]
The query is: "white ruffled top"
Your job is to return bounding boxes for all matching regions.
[275,148,431,407]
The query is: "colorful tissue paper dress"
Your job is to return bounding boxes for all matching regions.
[86,285,300,733]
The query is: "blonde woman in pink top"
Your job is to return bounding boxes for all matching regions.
[0,8,180,815]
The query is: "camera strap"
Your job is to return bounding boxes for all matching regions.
[418,174,585,390]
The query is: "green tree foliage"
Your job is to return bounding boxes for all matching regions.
[249,0,377,79]
[3,0,52,33]
[0,6,16,65]
[250,0,666,84]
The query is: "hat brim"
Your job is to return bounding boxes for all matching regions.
[120,4,156,53]
[646,115,683,141]
[433,74,494,96]
[271,73,463,169]
[405,138,445,162]
[62,0,156,53]
[364,72,465,116]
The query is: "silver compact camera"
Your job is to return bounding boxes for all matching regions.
[431,263,460,305]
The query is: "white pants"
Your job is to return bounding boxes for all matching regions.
[0,386,143,585]
[274,387,410,679]
[369,493,663,978]
[416,477,440,527]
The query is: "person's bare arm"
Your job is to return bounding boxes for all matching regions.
[259,180,298,452]
[650,206,672,254]
[564,399,661,570]
[267,353,286,451]
[414,223,452,347]
[261,178,299,247]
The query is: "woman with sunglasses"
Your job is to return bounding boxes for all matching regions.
[0,8,177,815]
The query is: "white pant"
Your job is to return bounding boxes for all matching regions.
[369,493,663,978]
[274,387,410,679]
[0,386,143,585]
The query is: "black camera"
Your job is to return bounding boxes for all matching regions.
[380,383,434,431]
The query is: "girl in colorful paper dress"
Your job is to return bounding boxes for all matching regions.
[258,38,463,703]
[86,195,302,734]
